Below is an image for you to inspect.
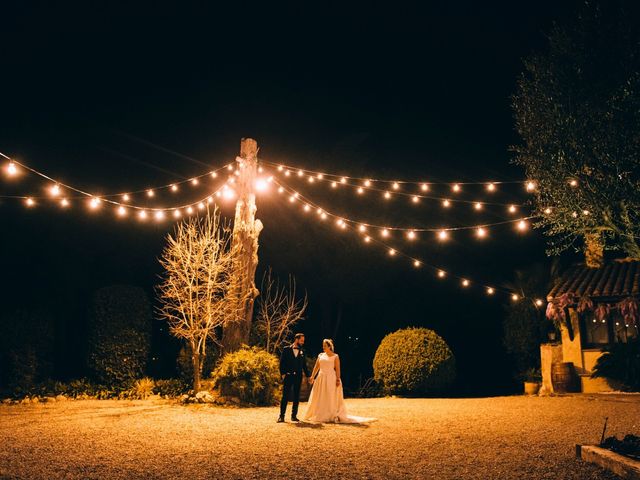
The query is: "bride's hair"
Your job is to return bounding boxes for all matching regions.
[323,339,335,352]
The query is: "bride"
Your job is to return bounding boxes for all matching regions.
[303,339,376,424]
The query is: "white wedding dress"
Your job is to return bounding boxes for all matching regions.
[303,353,376,424]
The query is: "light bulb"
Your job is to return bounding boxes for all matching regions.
[278,187,284,193]
[308,176,315,183]
[476,227,486,238]
[462,279,470,287]
[211,172,218,178]
[512,294,520,301]
[197,202,205,210]
[413,260,421,267]
[147,189,155,197]
[412,195,419,203]
[60,198,69,207]
[364,180,371,187]
[438,230,448,241]
[139,210,147,219]
[255,179,268,192]
[421,183,429,192]
[192,178,199,186]
[297,170,304,177]
[509,205,517,214]
[173,209,181,218]
[117,206,127,217]
[392,182,400,190]
[186,206,194,214]
[544,207,552,214]
[285,171,291,177]
[474,202,483,210]
[388,248,396,256]
[289,195,295,203]
[358,225,366,232]
[407,230,416,240]
[384,191,391,199]
[277,165,284,171]
[535,299,544,306]
[526,181,536,191]
[320,212,327,220]
[317,173,323,180]
[6,162,17,176]
[442,199,451,208]
[364,236,371,243]
[155,211,165,220]
[487,287,495,295]
[382,228,390,238]
[25,197,35,207]
[122,194,130,202]
[340,177,347,184]
[517,220,528,231]
[569,179,578,187]
[331,181,337,188]
[438,270,446,278]
[357,187,364,194]
[50,184,61,197]
[227,164,234,171]
[303,204,310,212]
[171,184,178,192]
[89,198,101,210]
[486,183,496,192]
[452,184,461,193]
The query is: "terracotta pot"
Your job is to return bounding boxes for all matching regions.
[524,381,541,395]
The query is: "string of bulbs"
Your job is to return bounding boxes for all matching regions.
[272,177,544,305]
[273,176,535,235]
[1,152,241,219]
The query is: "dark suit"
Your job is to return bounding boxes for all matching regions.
[279,344,311,418]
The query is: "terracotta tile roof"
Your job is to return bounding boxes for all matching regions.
[547,259,640,301]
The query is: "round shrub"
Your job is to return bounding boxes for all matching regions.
[373,327,456,395]
[212,347,281,406]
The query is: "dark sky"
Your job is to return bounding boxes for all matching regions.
[0,2,585,392]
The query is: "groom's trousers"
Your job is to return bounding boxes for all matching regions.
[280,373,302,418]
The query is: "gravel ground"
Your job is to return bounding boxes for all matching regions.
[1,395,639,479]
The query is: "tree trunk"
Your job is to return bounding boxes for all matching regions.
[192,352,201,392]
[222,138,263,353]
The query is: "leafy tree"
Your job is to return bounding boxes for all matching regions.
[0,308,55,391]
[87,285,152,387]
[503,263,558,379]
[512,2,640,258]
[592,338,640,391]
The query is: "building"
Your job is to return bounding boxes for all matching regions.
[540,258,639,394]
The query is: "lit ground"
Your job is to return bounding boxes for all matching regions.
[1,395,639,479]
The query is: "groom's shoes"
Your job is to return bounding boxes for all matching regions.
[277,416,285,423]
[291,416,300,422]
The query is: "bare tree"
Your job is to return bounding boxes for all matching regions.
[156,208,235,391]
[253,268,307,354]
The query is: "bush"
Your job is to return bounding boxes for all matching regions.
[123,377,155,399]
[87,285,152,387]
[154,379,188,397]
[212,347,281,406]
[373,327,456,395]
[591,338,640,391]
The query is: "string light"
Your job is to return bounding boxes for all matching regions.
[544,207,552,214]
[412,195,419,203]
[171,184,178,192]
[60,198,69,208]
[476,227,487,238]
[474,202,483,210]
[438,270,446,278]
[569,179,578,187]
[384,191,391,199]
[388,248,396,256]
[6,162,17,176]
[173,209,181,218]
[438,230,448,241]
[407,230,416,240]
[462,279,470,287]
[508,205,517,214]
[487,287,495,295]
[50,184,61,197]
[147,189,155,197]
[517,220,528,231]
[139,210,148,220]
[25,197,35,207]
[155,211,165,221]
[117,206,127,217]
[89,198,101,210]
[452,184,461,193]
[392,182,400,190]
[512,294,520,301]
[421,183,429,192]
[535,299,544,307]
[122,194,130,202]
[526,181,536,192]
[357,187,364,194]
[442,199,451,208]
[486,183,496,192]
[413,260,421,267]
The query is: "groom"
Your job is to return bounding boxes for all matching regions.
[278,333,311,423]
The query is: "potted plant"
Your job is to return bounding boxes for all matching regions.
[523,368,542,395]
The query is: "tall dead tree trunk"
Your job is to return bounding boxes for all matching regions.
[222,138,263,352]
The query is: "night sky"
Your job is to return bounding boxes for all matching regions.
[0,2,586,393]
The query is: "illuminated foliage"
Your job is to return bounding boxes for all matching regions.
[512,3,640,257]
[373,327,456,395]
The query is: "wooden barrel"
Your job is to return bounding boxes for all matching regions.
[552,362,579,393]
